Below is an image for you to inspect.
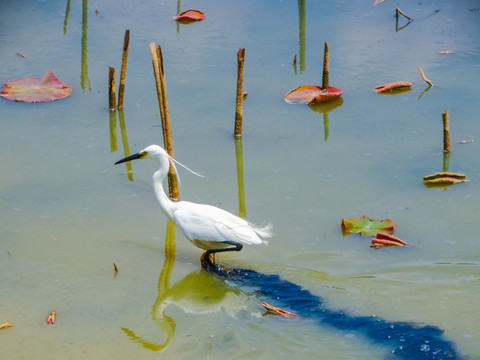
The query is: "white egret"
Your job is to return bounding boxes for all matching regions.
[115,145,272,263]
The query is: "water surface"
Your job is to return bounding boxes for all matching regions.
[1,0,479,359]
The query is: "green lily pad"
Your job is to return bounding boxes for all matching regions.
[341,215,397,237]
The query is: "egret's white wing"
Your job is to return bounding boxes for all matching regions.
[172,202,269,245]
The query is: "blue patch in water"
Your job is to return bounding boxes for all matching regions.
[203,261,464,360]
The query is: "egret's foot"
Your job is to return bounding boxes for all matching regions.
[201,253,229,275]
[200,251,214,266]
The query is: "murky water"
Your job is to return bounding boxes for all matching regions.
[1,0,480,359]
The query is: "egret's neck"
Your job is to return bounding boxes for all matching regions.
[152,158,174,219]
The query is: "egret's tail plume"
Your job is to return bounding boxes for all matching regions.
[253,223,273,244]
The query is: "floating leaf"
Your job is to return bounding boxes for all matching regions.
[0,322,14,330]
[285,85,343,104]
[423,172,466,181]
[439,51,453,55]
[262,302,300,319]
[371,232,410,249]
[173,10,204,22]
[113,262,119,279]
[423,172,469,188]
[374,81,412,94]
[341,215,397,237]
[1,71,72,103]
[47,310,56,325]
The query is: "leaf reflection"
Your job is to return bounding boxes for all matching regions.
[308,97,344,141]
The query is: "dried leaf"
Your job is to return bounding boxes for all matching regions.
[113,262,119,279]
[439,51,453,55]
[374,81,412,94]
[285,85,343,104]
[1,71,72,103]
[262,302,300,319]
[371,232,410,248]
[47,310,56,325]
[0,322,14,330]
[423,172,466,181]
[417,66,433,86]
[423,172,469,188]
[16,53,27,58]
[173,10,204,22]
[341,215,397,237]
[396,8,412,21]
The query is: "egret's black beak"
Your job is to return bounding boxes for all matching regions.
[114,152,145,165]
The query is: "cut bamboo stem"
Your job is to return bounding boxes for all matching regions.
[234,48,246,137]
[418,66,433,86]
[443,110,451,153]
[149,42,179,200]
[118,29,130,108]
[322,42,329,90]
[156,45,169,149]
[108,66,116,110]
[156,44,179,199]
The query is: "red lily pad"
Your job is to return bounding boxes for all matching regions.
[285,85,343,104]
[374,81,412,94]
[341,215,397,237]
[371,232,410,249]
[173,10,204,22]
[1,71,72,103]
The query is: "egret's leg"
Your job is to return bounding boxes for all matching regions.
[201,241,243,266]
[205,241,243,257]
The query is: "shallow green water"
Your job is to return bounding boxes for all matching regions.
[1,0,480,359]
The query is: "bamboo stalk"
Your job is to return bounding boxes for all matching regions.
[322,42,329,90]
[443,110,450,153]
[118,29,130,108]
[149,43,179,200]
[156,45,168,148]
[108,66,116,110]
[234,48,246,137]
[156,45,178,200]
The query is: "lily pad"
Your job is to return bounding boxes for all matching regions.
[423,172,469,188]
[285,85,343,104]
[371,232,410,249]
[341,215,397,237]
[374,81,412,94]
[1,70,72,103]
[173,10,205,22]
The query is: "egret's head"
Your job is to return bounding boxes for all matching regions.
[114,144,167,165]
[114,144,203,180]
[141,145,169,159]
